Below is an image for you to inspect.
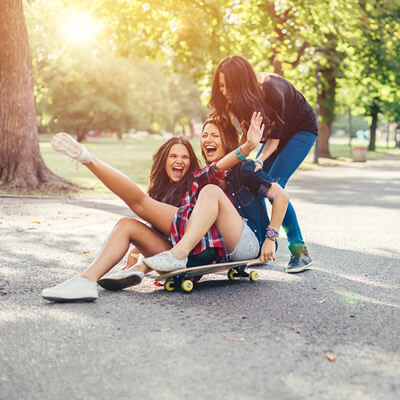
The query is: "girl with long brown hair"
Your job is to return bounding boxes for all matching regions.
[210,55,318,273]
[42,135,201,301]
[42,113,289,302]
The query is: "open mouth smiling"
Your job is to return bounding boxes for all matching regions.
[172,165,184,179]
[204,144,217,158]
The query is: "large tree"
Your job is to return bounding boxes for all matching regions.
[0,0,73,190]
[357,0,400,151]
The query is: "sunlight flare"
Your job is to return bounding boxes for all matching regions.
[63,13,100,43]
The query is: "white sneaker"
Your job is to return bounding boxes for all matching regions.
[51,133,93,164]
[41,275,98,302]
[143,250,187,272]
[98,270,145,291]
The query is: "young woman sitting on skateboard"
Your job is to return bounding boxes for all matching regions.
[141,115,289,272]
[42,113,288,302]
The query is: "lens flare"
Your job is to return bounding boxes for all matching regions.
[63,13,99,43]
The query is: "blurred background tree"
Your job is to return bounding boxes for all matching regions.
[1,0,399,189]
[27,0,207,141]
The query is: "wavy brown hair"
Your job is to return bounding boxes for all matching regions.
[209,55,283,143]
[200,118,239,163]
[148,136,200,206]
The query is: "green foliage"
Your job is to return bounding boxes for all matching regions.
[26,0,207,136]
[28,0,400,141]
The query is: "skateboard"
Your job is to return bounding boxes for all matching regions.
[154,259,263,293]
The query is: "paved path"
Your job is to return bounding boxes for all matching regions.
[1,157,399,400]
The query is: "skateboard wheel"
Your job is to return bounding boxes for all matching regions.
[228,269,237,281]
[249,270,259,282]
[165,280,175,292]
[181,280,193,292]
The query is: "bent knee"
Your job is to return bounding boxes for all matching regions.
[270,182,289,202]
[199,184,224,197]
[115,217,141,231]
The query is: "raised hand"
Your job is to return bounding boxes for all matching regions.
[246,111,265,149]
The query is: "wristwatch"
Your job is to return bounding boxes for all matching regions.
[266,227,279,241]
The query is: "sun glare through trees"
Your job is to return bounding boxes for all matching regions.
[62,12,100,43]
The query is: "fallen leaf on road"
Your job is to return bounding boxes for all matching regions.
[82,250,90,254]
[319,298,327,303]
[349,315,355,318]
[224,337,245,343]
[32,221,41,224]
[325,353,336,362]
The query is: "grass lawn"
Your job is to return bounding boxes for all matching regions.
[302,138,400,169]
[2,135,399,198]
[39,135,203,197]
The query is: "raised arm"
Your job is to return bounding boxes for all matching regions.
[216,112,264,170]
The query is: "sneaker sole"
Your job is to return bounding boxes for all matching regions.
[142,259,182,272]
[51,134,82,159]
[285,262,312,274]
[42,295,98,302]
[98,274,142,291]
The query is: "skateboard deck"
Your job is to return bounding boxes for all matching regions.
[155,259,264,292]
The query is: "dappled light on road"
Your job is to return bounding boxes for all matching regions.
[336,289,400,309]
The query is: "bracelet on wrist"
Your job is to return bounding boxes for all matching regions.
[265,226,279,241]
[234,146,247,161]
[254,159,263,168]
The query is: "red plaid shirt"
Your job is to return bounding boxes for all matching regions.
[170,162,228,260]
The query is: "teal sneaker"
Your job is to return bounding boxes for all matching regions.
[285,244,312,273]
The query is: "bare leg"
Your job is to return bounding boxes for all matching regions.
[84,156,176,236]
[171,184,244,259]
[120,248,141,270]
[80,218,171,282]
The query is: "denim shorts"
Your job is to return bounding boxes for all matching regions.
[227,220,260,262]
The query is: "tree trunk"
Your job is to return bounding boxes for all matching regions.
[315,36,341,159]
[0,0,75,191]
[368,110,378,151]
[318,121,333,158]
[77,129,88,143]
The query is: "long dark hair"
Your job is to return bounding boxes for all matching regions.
[148,136,200,206]
[209,55,282,143]
[200,118,239,163]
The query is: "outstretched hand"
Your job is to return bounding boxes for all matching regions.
[246,112,265,149]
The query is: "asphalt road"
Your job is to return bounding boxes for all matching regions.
[1,156,399,400]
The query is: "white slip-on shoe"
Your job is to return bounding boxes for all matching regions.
[97,270,145,291]
[50,133,93,164]
[41,275,98,302]
[143,250,187,272]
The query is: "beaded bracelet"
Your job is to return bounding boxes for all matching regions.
[265,226,279,241]
[234,146,247,161]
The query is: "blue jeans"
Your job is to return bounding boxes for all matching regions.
[257,131,316,248]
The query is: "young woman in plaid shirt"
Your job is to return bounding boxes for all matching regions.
[42,113,288,301]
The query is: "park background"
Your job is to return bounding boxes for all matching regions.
[1,2,400,399]
[1,0,400,193]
